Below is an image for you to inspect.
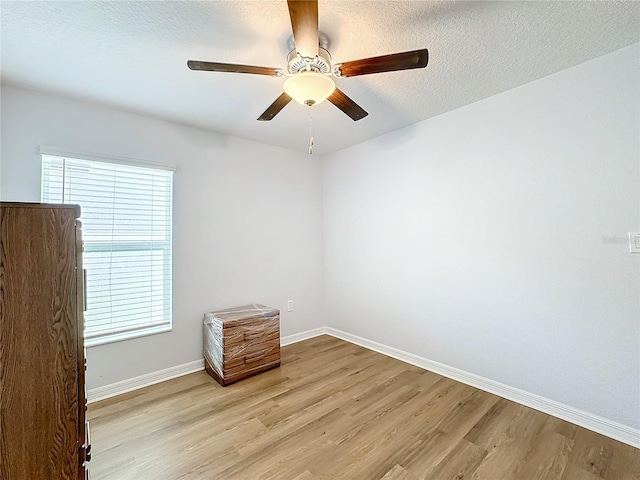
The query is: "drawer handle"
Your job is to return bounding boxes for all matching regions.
[244,350,268,364]
[86,421,92,461]
[83,269,87,311]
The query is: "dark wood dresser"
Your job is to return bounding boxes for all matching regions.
[204,304,280,386]
[0,202,90,480]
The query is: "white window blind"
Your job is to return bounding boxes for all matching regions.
[41,153,173,346]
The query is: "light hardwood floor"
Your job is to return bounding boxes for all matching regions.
[87,335,639,480]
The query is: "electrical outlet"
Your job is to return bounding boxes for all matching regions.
[287,300,294,312]
[629,232,640,253]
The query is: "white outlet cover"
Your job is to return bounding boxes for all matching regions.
[629,232,640,253]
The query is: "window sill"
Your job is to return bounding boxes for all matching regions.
[85,324,172,347]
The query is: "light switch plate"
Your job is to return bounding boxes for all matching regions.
[629,232,640,253]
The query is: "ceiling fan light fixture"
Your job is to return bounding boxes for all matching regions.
[283,71,335,106]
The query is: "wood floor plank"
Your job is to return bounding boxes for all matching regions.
[513,429,574,479]
[87,336,639,480]
[380,464,420,480]
[603,441,640,480]
[464,398,523,449]
[423,438,487,480]
[545,415,579,440]
[318,377,463,478]
[398,388,499,478]
[561,464,606,480]
[291,470,315,480]
[566,427,640,480]
[470,407,548,480]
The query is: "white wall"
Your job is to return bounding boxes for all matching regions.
[0,84,325,389]
[322,44,640,429]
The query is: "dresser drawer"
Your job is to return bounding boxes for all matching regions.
[224,339,280,367]
[223,318,279,350]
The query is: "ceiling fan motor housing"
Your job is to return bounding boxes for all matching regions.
[287,47,332,74]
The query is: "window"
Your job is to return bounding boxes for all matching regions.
[41,150,174,346]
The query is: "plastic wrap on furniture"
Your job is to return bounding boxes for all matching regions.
[203,304,280,386]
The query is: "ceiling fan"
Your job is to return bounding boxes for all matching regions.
[188,0,428,122]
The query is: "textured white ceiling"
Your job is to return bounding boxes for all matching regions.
[1,1,639,155]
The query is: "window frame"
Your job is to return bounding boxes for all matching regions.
[40,147,175,347]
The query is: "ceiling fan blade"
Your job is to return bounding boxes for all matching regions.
[188,60,283,77]
[337,49,428,77]
[258,93,293,121]
[287,0,318,58]
[328,89,368,121]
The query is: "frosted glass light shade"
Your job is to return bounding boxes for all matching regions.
[283,71,336,106]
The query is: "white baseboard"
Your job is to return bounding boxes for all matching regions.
[324,327,640,449]
[87,326,640,448]
[281,327,328,346]
[87,359,204,404]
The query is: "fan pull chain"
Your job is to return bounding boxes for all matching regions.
[308,114,314,155]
